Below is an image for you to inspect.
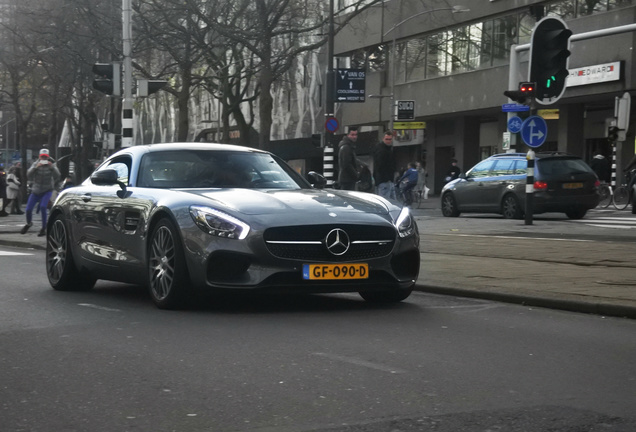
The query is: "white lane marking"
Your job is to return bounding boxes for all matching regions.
[0,251,34,256]
[78,303,121,312]
[585,224,635,229]
[313,352,407,374]
[435,233,592,242]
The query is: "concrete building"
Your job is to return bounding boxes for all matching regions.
[332,0,636,193]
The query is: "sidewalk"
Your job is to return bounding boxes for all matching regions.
[1,200,635,319]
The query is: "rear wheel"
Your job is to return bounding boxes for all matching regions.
[565,209,587,219]
[148,218,190,309]
[359,286,413,303]
[501,194,523,219]
[46,215,96,291]
[613,186,630,210]
[441,193,460,217]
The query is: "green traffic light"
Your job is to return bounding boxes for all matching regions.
[546,76,556,88]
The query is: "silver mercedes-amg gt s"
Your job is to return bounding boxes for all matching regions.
[46,143,420,309]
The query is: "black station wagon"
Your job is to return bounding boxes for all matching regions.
[440,152,600,219]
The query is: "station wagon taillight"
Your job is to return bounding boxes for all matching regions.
[534,181,548,190]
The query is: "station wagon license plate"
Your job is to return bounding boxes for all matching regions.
[562,182,583,189]
[303,263,369,280]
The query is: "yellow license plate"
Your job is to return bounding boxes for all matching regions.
[303,263,369,280]
[563,182,583,189]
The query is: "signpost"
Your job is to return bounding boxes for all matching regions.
[507,116,523,133]
[521,115,548,148]
[396,100,415,120]
[335,68,366,103]
[324,117,339,133]
[502,103,530,112]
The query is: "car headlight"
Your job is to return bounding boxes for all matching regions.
[395,207,415,238]
[189,206,250,240]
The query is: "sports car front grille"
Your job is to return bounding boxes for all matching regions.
[264,224,395,262]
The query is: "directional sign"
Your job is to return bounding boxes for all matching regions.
[507,116,523,133]
[502,103,530,112]
[335,68,366,103]
[325,116,339,133]
[521,115,548,148]
[396,100,415,120]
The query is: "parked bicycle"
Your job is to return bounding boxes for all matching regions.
[597,169,635,210]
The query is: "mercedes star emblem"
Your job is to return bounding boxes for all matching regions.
[325,228,350,256]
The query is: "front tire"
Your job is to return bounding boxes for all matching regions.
[148,218,190,309]
[359,286,413,303]
[441,193,460,217]
[46,215,96,291]
[565,209,587,219]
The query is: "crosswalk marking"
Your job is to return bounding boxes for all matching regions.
[571,215,636,229]
[0,251,34,256]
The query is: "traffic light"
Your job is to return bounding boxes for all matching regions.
[136,79,168,97]
[607,126,619,142]
[529,17,572,105]
[92,63,121,96]
[503,82,536,105]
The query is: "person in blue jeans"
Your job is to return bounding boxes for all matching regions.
[22,148,60,237]
[396,162,418,206]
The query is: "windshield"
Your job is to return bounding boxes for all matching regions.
[137,150,307,189]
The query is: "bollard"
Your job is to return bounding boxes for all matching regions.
[525,149,535,225]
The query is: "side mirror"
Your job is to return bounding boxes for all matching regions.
[307,171,327,189]
[90,169,129,198]
[91,169,119,185]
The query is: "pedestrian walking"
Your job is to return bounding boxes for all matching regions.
[0,166,7,217]
[3,166,22,215]
[21,148,61,236]
[337,127,360,191]
[415,161,429,199]
[373,131,396,200]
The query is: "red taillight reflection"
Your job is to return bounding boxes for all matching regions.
[534,181,548,190]
[594,179,600,188]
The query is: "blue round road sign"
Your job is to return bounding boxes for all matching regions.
[507,116,523,133]
[325,117,339,133]
[521,115,547,148]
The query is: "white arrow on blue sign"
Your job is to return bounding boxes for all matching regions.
[521,115,547,148]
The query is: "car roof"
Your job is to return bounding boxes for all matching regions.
[489,152,581,160]
[112,142,268,158]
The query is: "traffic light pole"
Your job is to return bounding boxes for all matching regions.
[122,0,134,147]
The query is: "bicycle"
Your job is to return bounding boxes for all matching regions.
[597,170,634,210]
[395,183,416,207]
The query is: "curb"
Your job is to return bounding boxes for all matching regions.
[417,284,636,320]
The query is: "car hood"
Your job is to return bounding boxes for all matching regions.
[185,189,391,216]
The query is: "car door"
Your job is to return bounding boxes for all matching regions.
[452,159,495,211]
[483,158,517,211]
[73,156,146,272]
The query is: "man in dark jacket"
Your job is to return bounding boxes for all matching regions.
[373,131,396,199]
[337,127,360,190]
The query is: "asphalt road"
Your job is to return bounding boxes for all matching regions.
[1,248,635,431]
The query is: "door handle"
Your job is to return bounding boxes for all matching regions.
[81,194,92,202]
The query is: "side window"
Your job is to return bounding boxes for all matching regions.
[513,159,527,175]
[468,160,494,178]
[491,159,515,176]
[97,156,131,185]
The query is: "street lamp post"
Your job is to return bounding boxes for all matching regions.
[371,6,469,131]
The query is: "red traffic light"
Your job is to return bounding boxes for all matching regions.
[520,82,536,94]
